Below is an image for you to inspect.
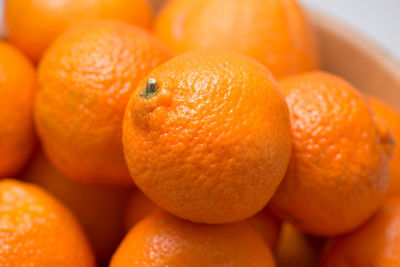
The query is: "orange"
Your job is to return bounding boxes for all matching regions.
[247,207,281,248]
[154,0,320,78]
[270,71,393,236]
[35,20,172,186]
[0,41,37,177]
[369,96,400,195]
[275,224,322,267]
[321,197,400,267]
[111,211,276,267]
[122,50,291,224]
[22,149,131,262]
[124,188,159,232]
[4,0,153,62]
[0,179,95,266]
[124,189,281,247]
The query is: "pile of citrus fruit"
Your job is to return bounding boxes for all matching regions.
[1,0,399,266]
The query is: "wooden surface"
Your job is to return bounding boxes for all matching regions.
[312,13,400,108]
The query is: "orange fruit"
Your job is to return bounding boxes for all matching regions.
[154,0,320,78]
[4,0,153,62]
[275,224,322,267]
[247,207,281,248]
[124,188,159,232]
[270,71,393,236]
[369,96,400,195]
[321,197,400,267]
[122,50,291,224]
[0,41,37,177]
[22,149,131,261]
[0,179,95,266]
[35,20,172,186]
[124,189,281,248]
[111,211,276,267]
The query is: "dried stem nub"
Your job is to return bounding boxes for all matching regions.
[141,78,159,98]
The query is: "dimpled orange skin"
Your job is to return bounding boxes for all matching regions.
[0,179,95,266]
[123,50,291,224]
[369,96,400,196]
[35,20,172,186]
[154,0,320,78]
[270,71,392,236]
[111,211,276,267]
[4,0,153,63]
[0,41,37,177]
[22,150,131,261]
[321,197,400,267]
[124,190,281,247]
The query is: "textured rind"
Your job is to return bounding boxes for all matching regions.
[35,20,172,185]
[110,211,276,267]
[123,50,291,224]
[154,0,320,78]
[123,190,281,247]
[271,71,391,236]
[0,41,37,177]
[321,197,400,266]
[0,179,95,266]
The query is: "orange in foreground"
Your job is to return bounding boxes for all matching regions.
[4,0,153,62]
[154,0,320,78]
[124,189,281,248]
[270,71,393,236]
[22,150,131,261]
[0,179,95,266]
[35,20,172,186]
[0,41,37,178]
[111,211,276,267]
[369,96,400,195]
[123,50,291,224]
[322,197,400,266]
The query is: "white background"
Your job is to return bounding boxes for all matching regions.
[1,0,399,60]
[302,0,400,60]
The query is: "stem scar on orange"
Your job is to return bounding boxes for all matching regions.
[140,78,160,98]
[122,50,291,224]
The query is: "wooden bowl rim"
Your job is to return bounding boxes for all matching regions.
[310,11,400,81]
